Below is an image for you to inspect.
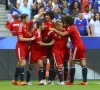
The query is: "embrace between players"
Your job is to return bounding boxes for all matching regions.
[12,11,87,86]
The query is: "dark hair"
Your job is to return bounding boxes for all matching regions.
[69,1,81,10]
[39,6,44,10]
[44,11,54,20]
[93,12,100,21]
[29,24,34,30]
[20,14,28,21]
[36,21,43,28]
[91,7,94,10]
[63,16,74,25]
[14,14,19,20]
[47,0,52,3]
[84,5,89,8]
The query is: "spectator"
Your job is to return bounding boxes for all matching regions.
[53,6,62,20]
[83,5,92,21]
[9,14,21,36]
[16,0,33,9]
[32,0,43,16]
[69,1,81,18]
[81,0,94,13]
[19,0,31,20]
[90,7,95,17]
[94,0,100,12]
[90,12,100,37]
[68,0,81,6]
[74,13,90,36]
[44,0,53,11]
[52,0,61,8]
[62,1,69,15]
[34,6,44,21]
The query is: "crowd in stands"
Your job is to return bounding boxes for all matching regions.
[4,0,100,37]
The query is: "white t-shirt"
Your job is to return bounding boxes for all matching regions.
[17,0,33,6]
[90,19,100,37]
[83,12,92,20]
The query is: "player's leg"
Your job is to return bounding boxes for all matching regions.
[64,61,68,81]
[43,56,47,80]
[64,48,70,81]
[19,60,27,85]
[79,59,87,85]
[49,58,57,85]
[78,45,87,85]
[12,61,20,85]
[26,51,34,85]
[26,64,34,85]
[37,59,44,85]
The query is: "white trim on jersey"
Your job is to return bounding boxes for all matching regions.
[18,48,21,61]
[53,53,57,66]
[72,47,77,60]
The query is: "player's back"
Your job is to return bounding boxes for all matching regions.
[67,25,84,47]
[48,29,66,54]
[30,29,42,52]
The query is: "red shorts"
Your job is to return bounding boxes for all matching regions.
[16,46,29,61]
[41,46,47,57]
[64,48,70,61]
[41,46,53,58]
[71,44,86,60]
[53,53,64,67]
[29,50,43,64]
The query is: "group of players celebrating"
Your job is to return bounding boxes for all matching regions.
[12,11,87,86]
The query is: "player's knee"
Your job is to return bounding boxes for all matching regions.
[20,60,26,66]
[38,63,44,67]
[28,64,34,69]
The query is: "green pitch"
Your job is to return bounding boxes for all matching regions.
[1,80,100,90]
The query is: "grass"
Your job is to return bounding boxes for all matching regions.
[0,80,100,90]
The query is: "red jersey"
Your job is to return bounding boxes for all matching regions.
[47,28,66,54]
[65,25,84,47]
[30,29,42,52]
[17,20,33,47]
[10,20,21,35]
[42,21,54,39]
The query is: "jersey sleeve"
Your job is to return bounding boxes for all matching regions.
[46,31,54,39]
[64,26,73,35]
[27,20,34,27]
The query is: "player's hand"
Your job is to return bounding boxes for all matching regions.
[30,36,36,40]
[49,28,55,31]
[50,40,55,45]
[66,42,70,48]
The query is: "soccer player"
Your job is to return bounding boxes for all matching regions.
[41,11,55,84]
[12,12,45,86]
[46,20,67,85]
[10,14,21,36]
[50,16,87,85]
[26,21,54,85]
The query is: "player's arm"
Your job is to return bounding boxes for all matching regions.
[32,12,46,22]
[50,28,67,36]
[18,36,35,41]
[38,40,54,46]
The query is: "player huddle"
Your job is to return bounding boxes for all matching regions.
[12,11,87,86]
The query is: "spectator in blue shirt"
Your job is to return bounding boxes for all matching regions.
[74,12,90,36]
[94,0,100,12]
[62,1,69,15]
[53,6,62,20]
[44,0,53,11]
[19,0,31,20]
